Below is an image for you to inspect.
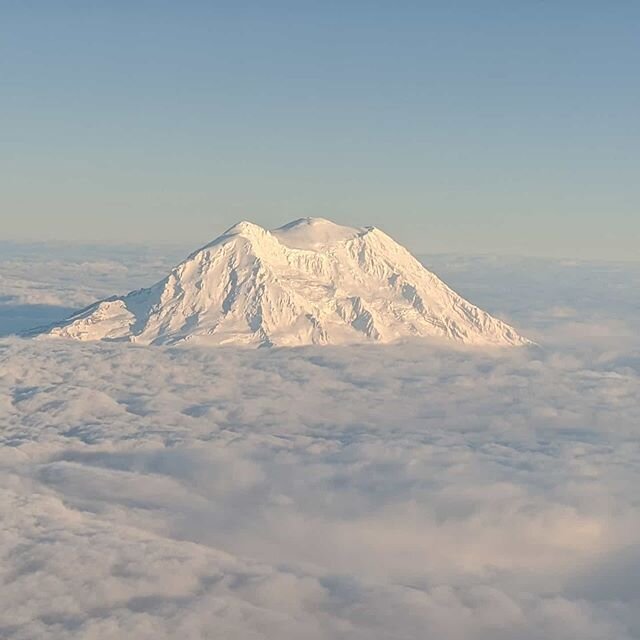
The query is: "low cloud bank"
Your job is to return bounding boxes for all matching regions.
[0,249,639,639]
[1,337,639,639]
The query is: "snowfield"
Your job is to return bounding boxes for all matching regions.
[37,218,529,347]
[1,245,639,640]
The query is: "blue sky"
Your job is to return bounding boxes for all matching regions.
[2,1,638,259]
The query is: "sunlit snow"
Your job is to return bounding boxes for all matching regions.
[36,219,529,347]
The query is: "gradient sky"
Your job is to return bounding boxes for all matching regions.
[2,1,639,259]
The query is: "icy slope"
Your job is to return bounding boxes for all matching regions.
[39,218,529,347]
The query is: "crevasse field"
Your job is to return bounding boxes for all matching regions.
[1,243,639,640]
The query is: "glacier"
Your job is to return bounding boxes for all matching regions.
[37,217,529,347]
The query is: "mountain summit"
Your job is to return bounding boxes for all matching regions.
[39,218,529,347]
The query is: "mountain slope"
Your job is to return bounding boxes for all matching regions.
[38,218,530,347]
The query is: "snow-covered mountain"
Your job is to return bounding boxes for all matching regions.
[37,218,530,347]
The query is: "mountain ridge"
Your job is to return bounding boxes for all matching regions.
[35,218,530,348]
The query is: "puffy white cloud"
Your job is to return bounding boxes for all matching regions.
[0,248,639,638]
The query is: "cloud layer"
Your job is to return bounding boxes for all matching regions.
[1,248,639,639]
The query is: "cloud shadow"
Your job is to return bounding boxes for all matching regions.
[0,303,76,337]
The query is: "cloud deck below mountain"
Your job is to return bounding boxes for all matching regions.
[1,249,639,639]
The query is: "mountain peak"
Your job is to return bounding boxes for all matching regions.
[273,217,370,250]
[37,218,530,348]
[223,220,265,235]
[216,220,269,243]
[278,216,331,227]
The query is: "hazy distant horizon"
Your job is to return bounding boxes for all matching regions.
[2,220,640,264]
